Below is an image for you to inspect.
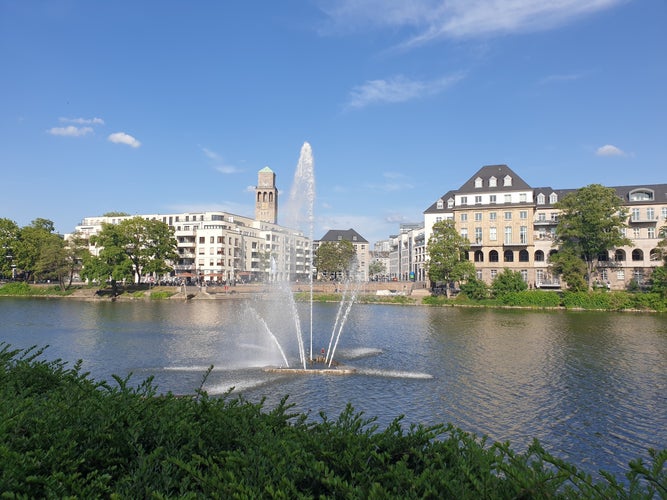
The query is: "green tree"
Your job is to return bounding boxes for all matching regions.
[0,218,20,279]
[14,218,58,282]
[649,266,667,297]
[426,219,475,297]
[548,249,588,292]
[83,217,177,292]
[460,276,489,300]
[554,184,631,290]
[315,240,356,280]
[491,269,527,297]
[368,260,386,280]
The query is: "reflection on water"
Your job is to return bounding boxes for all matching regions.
[1,298,665,479]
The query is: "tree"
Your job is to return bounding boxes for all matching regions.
[14,218,59,282]
[549,249,588,292]
[83,217,177,293]
[426,219,475,297]
[368,260,386,280]
[0,218,20,279]
[554,184,631,290]
[491,269,528,297]
[315,240,356,280]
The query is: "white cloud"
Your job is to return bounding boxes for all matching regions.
[596,144,625,157]
[346,73,463,109]
[47,125,93,137]
[319,0,624,47]
[216,165,243,174]
[108,132,141,148]
[201,147,221,161]
[59,117,105,125]
[367,172,415,192]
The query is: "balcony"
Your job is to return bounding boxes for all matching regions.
[533,218,557,226]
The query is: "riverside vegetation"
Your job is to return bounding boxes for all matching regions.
[1,343,665,498]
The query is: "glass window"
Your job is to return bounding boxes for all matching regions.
[632,208,640,221]
[475,227,482,243]
[504,175,512,186]
[504,194,511,203]
[489,212,497,221]
[475,177,483,188]
[520,211,527,219]
[475,195,482,204]
[475,212,482,221]
[549,193,558,203]
[461,213,468,222]
[489,177,497,187]
[537,193,545,204]
[436,199,443,209]
[504,211,512,220]
[504,226,512,244]
[647,208,655,220]
[520,226,527,244]
[489,227,497,241]
[490,195,497,204]
[461,196,468,205]
[648,227,656,238]
[520,193,527,203]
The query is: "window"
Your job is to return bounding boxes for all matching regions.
[632,249,643,261]
[447,198,454,208]
[504,250,514,262]
[475,195,482,204]
[504,175,512,186]
[520,226,527,244]
[474,250,484,262]
[537,193,545,204]
[648,227,656,239]
[617,270,625,280]
[535,250,545,262]
[647,208,655,220]
[633,227,640,238]
[475,227,482,243]
[489,212,497,221]
[538,213,546,221]
[460,196,468,205]
[460,228,468,239]
[632,208,640,221]
[615,249,626,261]
[504,211,512,220]
[490,252,499,263]
[549,193,558,204]
[199,237,205,244]
[489,176,497,187]
[475,177,483,188]
[520,193,527,203]
[489,227,497,241]
[521,269,528,281]
[490,195,497,204]
[629,189,654,201]
[600,269,608,281]
[662,207,667,220]
[476,270,483,280]
[475,212,482,221]
[519,250,529,262]
[436,199,443,209]
[436,216,442,222]
[460,213,468,222]
[520,210,527,220]
[504,226,512,244]
[504,194,511,203]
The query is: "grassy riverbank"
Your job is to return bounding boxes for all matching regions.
[1,343,664,498]
[2,281,667,311]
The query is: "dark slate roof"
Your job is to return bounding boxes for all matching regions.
[317,228,368,243]
[458,164,532,192]
[423,190,456,214]
[611,184,667,205]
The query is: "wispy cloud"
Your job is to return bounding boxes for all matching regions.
[47,125,94,137]
[202,146,243,174]
[345,73,464,109]
[59,117,105,125]
[596,144,626,157]
[539,72,586,85]
[108,132,141,148]
[367,172,415,192]
[319,0,625,47]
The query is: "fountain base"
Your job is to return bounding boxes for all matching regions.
[264,364,357,375]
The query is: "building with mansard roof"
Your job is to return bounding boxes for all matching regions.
[314,228,370,281]
[423,164,667,290]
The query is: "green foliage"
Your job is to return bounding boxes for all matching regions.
[459,277,489,300]
[149,290,174,300]
[0,282,73,296]
[649,266,667,297]
[554,184,631,289]
[315,240,357,279]
[549,248,588,292]
[496,290,562,308]
[426,219,475,292]
[0,343,663,498]
[491,269,527,297]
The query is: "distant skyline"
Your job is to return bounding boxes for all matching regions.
[1,0,665,243]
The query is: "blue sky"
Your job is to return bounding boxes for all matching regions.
[1,0,665,244]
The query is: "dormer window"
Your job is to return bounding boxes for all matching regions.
[475,177,483,188]
[447,198,454,208]
[537,193,545,205]
[489,176,497,187]
[436,199,444,209]
[629,189,654,201]
[503,175,512,187]
[549,193,558,204]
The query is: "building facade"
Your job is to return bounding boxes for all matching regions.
[423,165,667,290]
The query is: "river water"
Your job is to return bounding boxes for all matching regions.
[1,297,665,479]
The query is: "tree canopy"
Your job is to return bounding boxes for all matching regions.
[426,219,475,295]
[83,217,177,291]
[553,184,631,290]
[315,240,356,280]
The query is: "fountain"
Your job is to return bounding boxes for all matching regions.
[260,142,359,375]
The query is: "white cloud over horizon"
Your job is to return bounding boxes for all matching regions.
[345,73,464,109]
[319,0,625,47]
[47,125,94,137]
[596,144,626,156]
[108,132,141,148]
[59,117,105,125]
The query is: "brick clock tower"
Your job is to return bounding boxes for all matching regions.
[255,166,278,223]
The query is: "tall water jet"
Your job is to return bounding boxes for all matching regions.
[283,142,316,363]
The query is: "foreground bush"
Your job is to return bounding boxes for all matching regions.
[1,343,665,498]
